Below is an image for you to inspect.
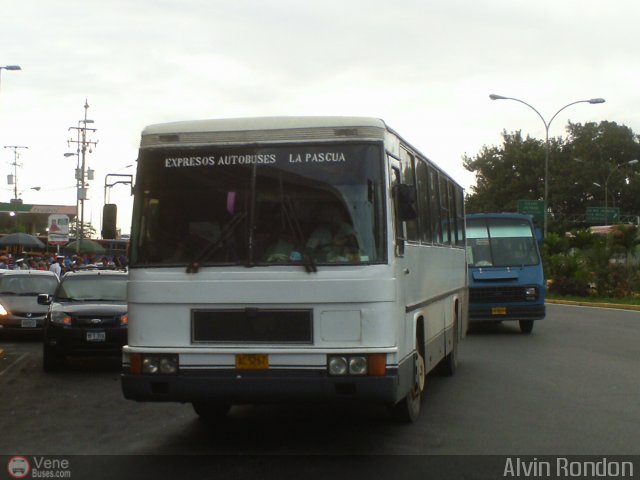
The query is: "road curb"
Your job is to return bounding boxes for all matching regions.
[547,299,640,311]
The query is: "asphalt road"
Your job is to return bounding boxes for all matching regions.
[1,303,638,458]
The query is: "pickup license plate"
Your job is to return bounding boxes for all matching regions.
[235,354,269,370]
[21,319,37,328]
[491,307,507,315]
[87,331,106,342]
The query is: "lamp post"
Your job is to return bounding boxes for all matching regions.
[67,100,97,254]
[0,65,21,93]
[600,159,639,226]
[489,94,605,237]
[64,151,81,239]
[3,145,28,203]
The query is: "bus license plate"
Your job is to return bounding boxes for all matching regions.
[235,354,269,370]
[491,307,507,315]
[21,319,37,328]
[87,331,106,342]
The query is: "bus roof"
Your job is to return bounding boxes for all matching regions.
[142,116,387,135]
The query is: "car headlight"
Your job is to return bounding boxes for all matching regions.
[51,311,72,325]
[0,303,7,316]
[525,287,538,300]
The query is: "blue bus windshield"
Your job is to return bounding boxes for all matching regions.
[466,217,540,267]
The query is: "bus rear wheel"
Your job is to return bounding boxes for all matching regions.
[390,341,425,423]
[192,402,231,422]
[519,320,534,334]
[437,317,458,376]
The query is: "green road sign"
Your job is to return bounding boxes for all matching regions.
[586,207,620,223]
[517,200,544,223]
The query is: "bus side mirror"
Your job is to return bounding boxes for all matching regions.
[102,204,118,239]
[393,184,418,221]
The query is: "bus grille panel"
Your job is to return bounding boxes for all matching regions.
[469,287,529,304]
[191,309,313,344]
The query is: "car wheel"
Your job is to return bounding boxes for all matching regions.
[42,343,63,372]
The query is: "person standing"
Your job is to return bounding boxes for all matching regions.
[49,256,63,278]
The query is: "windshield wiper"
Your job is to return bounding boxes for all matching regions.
[281,195,316,273]
[187,212,247,273]
[0,291,17,295]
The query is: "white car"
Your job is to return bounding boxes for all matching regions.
[0,270,59,335]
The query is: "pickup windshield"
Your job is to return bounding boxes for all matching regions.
[130,143,385,268]
[56,276,127,302]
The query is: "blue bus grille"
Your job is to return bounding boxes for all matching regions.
[469,286,529,304]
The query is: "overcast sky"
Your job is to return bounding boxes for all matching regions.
[1,0,638,234]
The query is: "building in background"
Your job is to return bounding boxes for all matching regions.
[0,202,76,236]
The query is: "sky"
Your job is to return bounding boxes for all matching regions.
[1,0,638,235]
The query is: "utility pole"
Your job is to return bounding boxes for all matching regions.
[3,145,28,203]
[67,100,97,253]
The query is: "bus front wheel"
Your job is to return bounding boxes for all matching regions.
[390,342,425,423]
[192,402,231,422]
[519,320,534,334]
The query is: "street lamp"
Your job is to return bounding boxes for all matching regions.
[0,65,21,92]
[601,159,639,226]
[489,94,605,237]
[67,102,97,254]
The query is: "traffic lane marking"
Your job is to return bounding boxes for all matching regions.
[0,351,31,377]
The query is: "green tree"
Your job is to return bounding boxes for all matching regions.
[69,222,97,239]
[463,130,550,214]
[464,121,640,234]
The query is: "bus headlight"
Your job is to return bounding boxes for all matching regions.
[141,354,179,375]
[348,356,368,375]
[328,356,348,376]
[328,355,376,376]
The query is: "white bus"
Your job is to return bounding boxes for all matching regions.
[121,117,468,423]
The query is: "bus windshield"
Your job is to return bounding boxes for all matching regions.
[466,217,540,267]
[130,143,385,268]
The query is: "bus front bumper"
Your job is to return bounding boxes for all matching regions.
[121,367,407,405]
[469,303,546,322]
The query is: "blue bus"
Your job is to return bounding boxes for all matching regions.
[465,213,545,334]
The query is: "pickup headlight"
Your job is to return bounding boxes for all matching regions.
[51,311,72,325]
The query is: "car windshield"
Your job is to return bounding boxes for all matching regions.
[466,218,540,267]
[130,142,385,269]
[56,276,127,302]
[0,275,58,295]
